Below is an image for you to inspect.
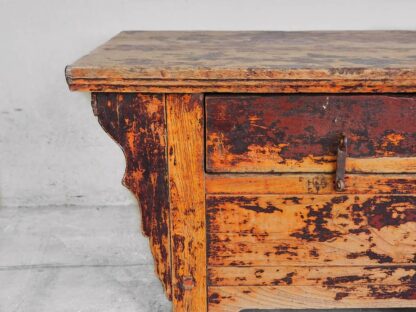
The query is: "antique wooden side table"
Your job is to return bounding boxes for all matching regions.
[66,31,416,311]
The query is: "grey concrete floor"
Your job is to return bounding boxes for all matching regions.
[0,205,412,312]
[0,205,171,312]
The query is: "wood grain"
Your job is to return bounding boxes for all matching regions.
[92,93,172,299]
[66,31,416,93]
[206,94,416,173]
[208,285,416,311]
[206,174,416,195]
[209,231,416,267]
[208,265,416,286]
[207,195,416,266]
[67,79,416,93]
[166,94,207,311]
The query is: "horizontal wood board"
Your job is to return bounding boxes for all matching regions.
[207,195,416,266]
[208,265,416,286]
[206,174,416,195]
[66,31,416,92]
[208,285,416,311]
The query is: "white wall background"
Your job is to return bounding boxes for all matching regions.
[2,0,416,207]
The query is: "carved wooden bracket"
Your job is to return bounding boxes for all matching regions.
[92,93,172,300]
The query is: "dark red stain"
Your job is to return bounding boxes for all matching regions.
[364,265,396,275]
[364,266,416,284]
[324,275,370,287]
[347,250,393,264]
[283,196,302,204]
[241,201,283,213]
[399,270,416,285]
[206,196,283,215]
[206,94,416,170]
[334,291,350,301]
[382,178,416,194]
[173,234,185,252]
[309,247,320,258]
[332,284,416,301]
[272,272,296,285]
[228,260,251,266]
[290,196,348,242]
[172,234,186,301]
[208,292,221,304]
[357,196,416,230]
[323,266,416,301]
[368,285,416,300]
[273,244,299,256]
[290,194,416,247]
[235,277,247,281]
[255,269,264,278]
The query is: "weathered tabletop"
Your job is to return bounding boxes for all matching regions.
[66,31,416,92]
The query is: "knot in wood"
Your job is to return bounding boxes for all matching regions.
[182,276,195,290]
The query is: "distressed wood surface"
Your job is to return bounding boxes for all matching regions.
[208,265,416,286]
[66,31,416,93]
[69,31,416,311]
[92,93,171,299]
[206,174,416,194]
[206,94,416,173]
[166,94,207,311]
[66,79,416,93]
[209,227,416,266]
[207,195,416,266]
[208,285,416,311]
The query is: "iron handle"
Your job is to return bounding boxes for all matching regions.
[335,134,347,192]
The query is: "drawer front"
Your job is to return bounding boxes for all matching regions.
[206,175,416,310]
[206,95,416,173]
[207,194,416,266]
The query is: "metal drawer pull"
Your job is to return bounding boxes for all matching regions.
[335,133,347,192]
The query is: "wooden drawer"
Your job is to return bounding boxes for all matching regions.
[207,194,416,266]
[206,94,416,173]
[205,94,416,310]
[206,174,416,310]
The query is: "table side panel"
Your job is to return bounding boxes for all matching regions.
[92,93,172,299]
